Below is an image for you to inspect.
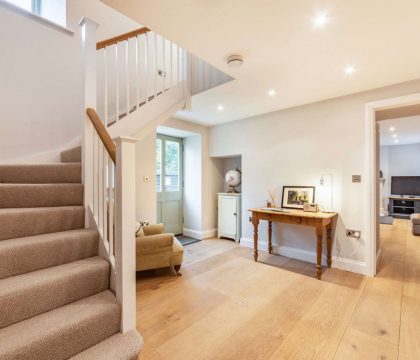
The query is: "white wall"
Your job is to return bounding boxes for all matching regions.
[0,2,83,163]
[135,131,157,224]
[209,79,420,275]
[133,117,219,238]
[183,135,202,231]
[0,0,144,163]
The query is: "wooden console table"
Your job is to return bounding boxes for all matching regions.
[249,208,338,280]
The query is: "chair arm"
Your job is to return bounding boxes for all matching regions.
[136,233,174,254]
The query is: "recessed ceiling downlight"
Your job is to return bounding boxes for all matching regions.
[312,11,329,28]
[226,55,244,68]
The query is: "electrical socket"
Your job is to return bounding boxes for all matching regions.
[346,229,361,238]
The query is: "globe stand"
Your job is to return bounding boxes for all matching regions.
[227,185,239,194]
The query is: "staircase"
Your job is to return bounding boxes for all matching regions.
[0,146,142,360]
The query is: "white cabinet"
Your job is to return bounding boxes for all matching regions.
[217,193,241,242]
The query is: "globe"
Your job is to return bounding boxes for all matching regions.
[225,168,241,193]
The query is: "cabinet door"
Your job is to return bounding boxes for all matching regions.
[220,196,237,236]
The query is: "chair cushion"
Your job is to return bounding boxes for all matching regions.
[410,213,420,225]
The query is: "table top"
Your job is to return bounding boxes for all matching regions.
[248,208,337,219]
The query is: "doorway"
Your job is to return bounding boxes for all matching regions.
[156,134,183,235]
[366,93,420,275]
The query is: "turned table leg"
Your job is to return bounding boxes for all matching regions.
[326,224,332,268]
[253,216,259,261]
[268,221,272,254]
[316,223,323,280]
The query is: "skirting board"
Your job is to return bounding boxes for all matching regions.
[240,237,368,276]
[183,228,217,240]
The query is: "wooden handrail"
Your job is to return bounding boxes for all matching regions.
[96,27,151,50]
[86,108,116,163]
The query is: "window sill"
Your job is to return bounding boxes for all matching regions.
[0,0,74,35]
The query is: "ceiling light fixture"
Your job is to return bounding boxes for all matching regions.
[344,65,356,76]
[392,134,397,138]
[226,55,244,68]
[312,11,329,28]
[268,89,277,97]
[394,139,399,143]
[389,126,395,132]
[217,105,224,111]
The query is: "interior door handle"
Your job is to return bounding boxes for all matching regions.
[234,213,237,216]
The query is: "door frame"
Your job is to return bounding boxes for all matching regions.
[156,134,184,235]
[365,93,420,276]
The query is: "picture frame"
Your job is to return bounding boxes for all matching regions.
[281,186,315,210]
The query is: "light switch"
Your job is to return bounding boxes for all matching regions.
[352,175,361,183]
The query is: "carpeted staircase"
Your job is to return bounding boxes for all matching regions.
[0,146,142,360]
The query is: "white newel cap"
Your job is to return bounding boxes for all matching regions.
[79,17,99,28]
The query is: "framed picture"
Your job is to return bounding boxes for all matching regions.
[281,186,315,209]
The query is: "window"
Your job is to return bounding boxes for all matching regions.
[165,141,180,192]
[6,0,66,26]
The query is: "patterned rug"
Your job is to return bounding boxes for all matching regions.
[380,216,394,225]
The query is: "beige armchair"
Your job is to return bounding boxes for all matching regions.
[136,224,184,275]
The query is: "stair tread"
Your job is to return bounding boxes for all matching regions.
[0,290,120,360]
[0,163,81,184]
[0,257,110,328]
[0,229,99,279]
[0,206,85,241]
[69,330,143,360]
[0,183,84,208]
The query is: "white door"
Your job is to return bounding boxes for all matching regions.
[156,135,183,235]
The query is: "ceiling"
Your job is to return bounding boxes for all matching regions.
[102,0,420,126]
[380,116,420,146]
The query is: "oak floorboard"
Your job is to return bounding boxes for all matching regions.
[398,295,420,360]
[334,327,398,360]
[136,219,419,360]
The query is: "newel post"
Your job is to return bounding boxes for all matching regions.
[115,136,138,333]
[80,17,99,224]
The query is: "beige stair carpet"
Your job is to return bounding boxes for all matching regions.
[0,146,142,359]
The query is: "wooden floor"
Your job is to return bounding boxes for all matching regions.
[136,219,420,359]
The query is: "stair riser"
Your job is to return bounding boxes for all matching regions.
[0,292,120,360]
[0,230,99,279]
[61,146,82,163]
[0,207,85,241]
[0,259,110,328]
[0,184,84,208]
[0,164,81,184]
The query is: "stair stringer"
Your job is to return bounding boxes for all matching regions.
[108,82,188,139]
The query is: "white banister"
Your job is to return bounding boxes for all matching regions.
[115,136,138,333]
[96,28,188,126]
[81,18,138,335]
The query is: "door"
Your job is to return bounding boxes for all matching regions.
[220,196,237,237]
[156,135,183,235]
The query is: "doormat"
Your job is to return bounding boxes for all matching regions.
[380,216,394,225]
[177,235,201,246]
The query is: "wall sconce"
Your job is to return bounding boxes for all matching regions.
[320,173,334,211]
